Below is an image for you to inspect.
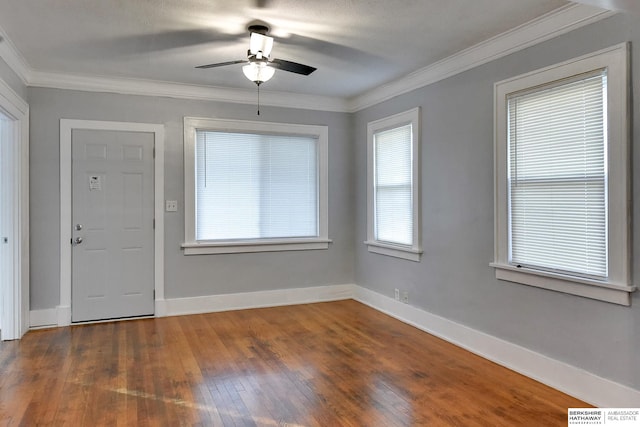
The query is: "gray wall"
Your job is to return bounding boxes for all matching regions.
[354,12,640,391]
[28,89,355,308]
[0,56,26,101]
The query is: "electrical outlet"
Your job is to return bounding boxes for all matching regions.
[394,288,400,301]
[402,291,409,304]
[165,200,178,212]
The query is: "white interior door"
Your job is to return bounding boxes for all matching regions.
[71,129,155,322]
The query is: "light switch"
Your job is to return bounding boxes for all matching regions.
[165,200,178,212]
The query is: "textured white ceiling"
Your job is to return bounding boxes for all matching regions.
[0,0,574,98]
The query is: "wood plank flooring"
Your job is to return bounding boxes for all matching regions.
[0,300,588,426]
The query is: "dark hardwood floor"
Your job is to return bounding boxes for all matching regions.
[0,300,587,426]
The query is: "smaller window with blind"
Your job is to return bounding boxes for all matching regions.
[493,44,632,305]
[183,117,329,255]
[366,108,422,262]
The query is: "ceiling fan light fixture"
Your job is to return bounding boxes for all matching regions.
[249,32,274,57]
[243,62,275,84]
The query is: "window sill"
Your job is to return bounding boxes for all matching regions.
[490,263,636,306]
[365,241,422,262]
[182,238,331,255]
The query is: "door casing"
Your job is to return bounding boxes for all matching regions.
[0,80,28,341]
[60,120,165,326]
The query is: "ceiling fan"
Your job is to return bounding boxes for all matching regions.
[195,24,317,86]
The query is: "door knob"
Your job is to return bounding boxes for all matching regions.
[74,237,83,245]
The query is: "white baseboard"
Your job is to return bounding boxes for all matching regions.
[29,305,71,328]
[159,284,356,317]
[29,308,57,328]
[353,285,640,407]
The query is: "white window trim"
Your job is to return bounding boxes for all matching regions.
[492,43,634,305]
[183,117,330,255]
[365,107,422,262]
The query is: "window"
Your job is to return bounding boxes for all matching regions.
[366,108,421,261]
[493,44,633,305]
[183,117,329,254]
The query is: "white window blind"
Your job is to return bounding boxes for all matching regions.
[374,124,413,246]
[507,71,607,278]
[195,130,318,241]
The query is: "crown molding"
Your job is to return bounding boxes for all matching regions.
[347,3,617,112]
[0,73,28,113]
[27,70,350,113]
[0,24,31,86]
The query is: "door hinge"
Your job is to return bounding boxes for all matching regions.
[153,218,155,229]
[153,147,156,159]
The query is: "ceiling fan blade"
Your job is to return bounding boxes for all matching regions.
[270,58,316,76]
[195,60,247,69]
[255,0,270,8]
[277,33,381,64]
[83,29,244,56]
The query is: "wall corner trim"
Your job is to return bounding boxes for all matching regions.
[353,285,640,407]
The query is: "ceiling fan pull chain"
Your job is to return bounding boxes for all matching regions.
[257,83,261,116]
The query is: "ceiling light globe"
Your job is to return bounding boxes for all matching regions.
[243,63,275,84]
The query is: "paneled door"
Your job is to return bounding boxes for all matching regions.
[71,129,155,322]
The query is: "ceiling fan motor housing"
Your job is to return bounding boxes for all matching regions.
[247,24,270,35]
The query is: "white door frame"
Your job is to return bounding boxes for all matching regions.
[0,79,29,340]
[59,120,165,326]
